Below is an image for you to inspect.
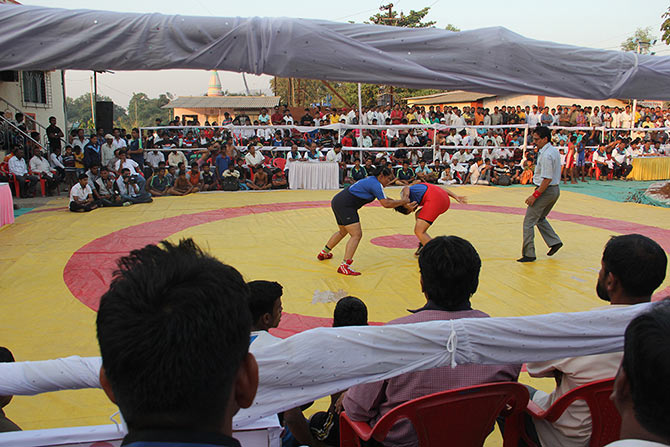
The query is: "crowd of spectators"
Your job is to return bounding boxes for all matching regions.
[1,103,669,208]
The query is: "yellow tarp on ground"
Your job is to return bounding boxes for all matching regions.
[1,186,668,445]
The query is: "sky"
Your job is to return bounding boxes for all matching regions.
[18,0,670,108]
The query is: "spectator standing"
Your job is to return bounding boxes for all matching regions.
[519,126,563,262]
[100,134,116,168]
[45,116,64,152]
[127,128,144,167]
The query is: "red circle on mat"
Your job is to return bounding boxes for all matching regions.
[63,200,670,336]
[370,234,419,249]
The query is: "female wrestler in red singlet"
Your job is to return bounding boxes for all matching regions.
[395,183,467,255]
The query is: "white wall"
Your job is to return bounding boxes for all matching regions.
[0,70,66,138]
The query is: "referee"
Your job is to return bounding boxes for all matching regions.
[518,126,563,262]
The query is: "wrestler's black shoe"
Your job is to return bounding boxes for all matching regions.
[414,243,423,257]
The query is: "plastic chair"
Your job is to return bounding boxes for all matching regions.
[0,162,21,198]
[273,157,287,171]
[340,382,529,447]
[523,378,620,447]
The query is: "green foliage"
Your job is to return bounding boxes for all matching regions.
[621,27,657,53]
[368,6,435,28]
[445,23,461,32]
[66,94,127,131]
[662,7,670,46]
[121,92,173,129]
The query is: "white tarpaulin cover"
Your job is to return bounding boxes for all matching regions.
[0,304,650,426]
[0,4,669,100]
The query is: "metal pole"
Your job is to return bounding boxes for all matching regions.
[631,42,640,134]
[357,83,363,142]
[89,75,96,131]
[522,124,529,159]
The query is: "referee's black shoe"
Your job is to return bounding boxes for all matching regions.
[516,256,536,263]
[547,243,563,256]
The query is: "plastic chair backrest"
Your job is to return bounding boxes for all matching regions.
[538,378,620,447]
[273,157,287,171]
[341,382,529,447]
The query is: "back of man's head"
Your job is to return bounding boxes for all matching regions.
[96,239,253,430]
[601,234,667,301]
[247,280,283,330]
[418,236,481,310]
[0,347,15,408]
[333,296,368,327]
[618,300,670,442]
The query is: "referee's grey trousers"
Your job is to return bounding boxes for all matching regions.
[522,185,562,258]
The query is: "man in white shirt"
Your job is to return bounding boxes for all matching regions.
[519,126,563,262]
[112,128,127,150]
[358,130,373,148]
[69,173,98,212]
[167,150,187,169]
[114,150,140,176]
[524,234,667,447]
[72,129,89,152]
[446,129,462,146]
[146,150,165,169]
[8,148,38,197]
[30,148,59,194]
[100,134,117,168]
[620,106,633,129]
[605,300,670,447]
[244,146,264,171]
[464,158,489,185]
[527,105,541,127]
[326,143,345,185]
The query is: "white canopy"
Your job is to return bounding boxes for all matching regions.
[0,4,669,100]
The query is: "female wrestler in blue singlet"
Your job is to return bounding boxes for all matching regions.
[317,166,412,275]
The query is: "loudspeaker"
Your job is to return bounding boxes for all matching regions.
[95,101,113,135]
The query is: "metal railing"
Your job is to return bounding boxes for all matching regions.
[0,114,45,152]
[0,95,68,150]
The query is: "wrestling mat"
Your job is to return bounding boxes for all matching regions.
[1,185,669,445]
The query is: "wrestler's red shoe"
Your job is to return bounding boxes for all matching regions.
[337,260,361,276]
[317,251,333,261]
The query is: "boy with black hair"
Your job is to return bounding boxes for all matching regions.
[608,300,670,447]
[96,239,258,447]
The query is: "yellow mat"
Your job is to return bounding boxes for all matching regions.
[1,186,669,443]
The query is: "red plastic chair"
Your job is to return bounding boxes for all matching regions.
[523,378,619,447]
[0,162,21,198]
[340,382,529,447]
[273,157,287,171]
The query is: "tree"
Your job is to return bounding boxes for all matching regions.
[621,27,657,53]
[662,6,670,46]
[368,6,435,28]
[66,94,127,131]
[121,92,173,129]
[445,24,461,32]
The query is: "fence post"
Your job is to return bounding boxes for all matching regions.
[522,124,529,159]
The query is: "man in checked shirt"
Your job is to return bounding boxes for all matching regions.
[340,236,521,447]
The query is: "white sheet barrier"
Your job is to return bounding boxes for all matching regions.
[0,304,650,429]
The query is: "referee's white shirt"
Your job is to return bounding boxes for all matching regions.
[533,142,561,186]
